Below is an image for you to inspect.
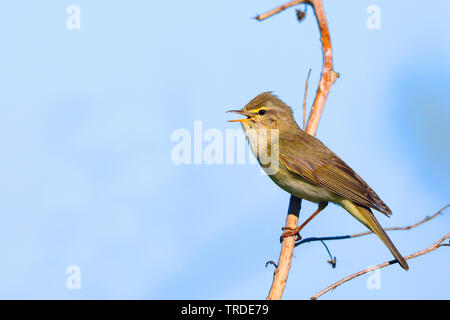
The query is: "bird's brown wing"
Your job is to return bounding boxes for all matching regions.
[280,133,392,216]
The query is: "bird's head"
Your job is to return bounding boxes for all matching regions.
[227,92,295,131]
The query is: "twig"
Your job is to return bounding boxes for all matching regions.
[347,204,449,238]
[320,240,336,268]
[255,0,308,21]
[302,68,312,130]
[295,204,449,247]
[310,233,450,300]
[257,0,338,300]
[303,0,339,136]
[265,260,278,269]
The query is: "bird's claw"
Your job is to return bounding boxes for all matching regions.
[279,227,302,243]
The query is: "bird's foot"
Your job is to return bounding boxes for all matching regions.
[280,227,302,243]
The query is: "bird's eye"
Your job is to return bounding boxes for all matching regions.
[258,109,266,115]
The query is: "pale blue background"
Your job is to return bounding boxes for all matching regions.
[0,0,448,299]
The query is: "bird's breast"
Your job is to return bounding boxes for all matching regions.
[243,124,338,203]
[268,165,338,203]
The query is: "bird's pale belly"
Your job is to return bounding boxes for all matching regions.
[245,126,338,203]
[265,165,339,204]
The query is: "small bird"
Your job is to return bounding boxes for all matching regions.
[228,92,408,270]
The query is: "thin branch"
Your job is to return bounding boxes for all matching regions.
[348,204,449,238]
[320,240,336,268]
[304,0,339,136]
[295,204,449,247]
[255,0,308,21]
[257,0,338,300]
[311,233,450,300]
[302,68,312,130]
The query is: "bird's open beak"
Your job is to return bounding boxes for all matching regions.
[227,109,251,122]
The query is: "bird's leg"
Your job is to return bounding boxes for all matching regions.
[280,201,328,242]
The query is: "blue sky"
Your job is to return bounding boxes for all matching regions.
[0,1,448,299]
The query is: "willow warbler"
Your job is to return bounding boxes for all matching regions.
[228,92,408,270]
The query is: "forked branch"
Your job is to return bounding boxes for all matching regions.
[256,0,446,301]
[256,0,338,300]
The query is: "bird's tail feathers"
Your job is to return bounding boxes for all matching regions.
[341,200,409,271]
